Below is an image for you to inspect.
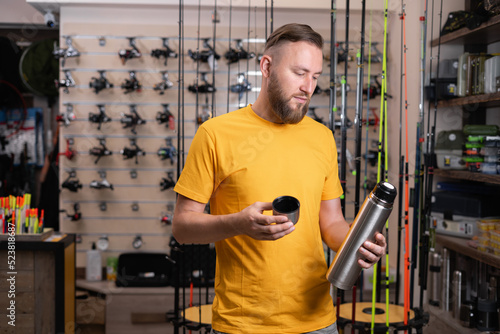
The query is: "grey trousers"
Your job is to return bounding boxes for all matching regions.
[210,322,338,334]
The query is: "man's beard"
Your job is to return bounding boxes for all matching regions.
[267,71,310,124]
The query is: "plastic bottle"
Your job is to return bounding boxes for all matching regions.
[86,242,102,281]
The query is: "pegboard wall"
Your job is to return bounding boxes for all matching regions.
[56,6,383,268]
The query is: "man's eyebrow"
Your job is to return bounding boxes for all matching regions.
[292,65,323,75]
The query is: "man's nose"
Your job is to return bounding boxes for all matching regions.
[300,77,316,95]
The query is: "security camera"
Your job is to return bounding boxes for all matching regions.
[44,11,57,28]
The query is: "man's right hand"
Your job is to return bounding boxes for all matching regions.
[172,195,295,244]
[236,201,295,241]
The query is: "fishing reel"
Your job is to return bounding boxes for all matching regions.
[90,171,114,190]
[53,37,80,67]
[89,139,113,164]
[333,116,353,129]
[230,73,252,100]
[89,105,112,130]
[61,171,83,192]
[121,71,142,94]
[89,71,114,94]
[55,70,76,94]
[150,38,178,66]
[118,37,142,65]
[160,171,176,191]
[224,40,256,64]
[121,139,146,164]
[153,71,174,95]
[188,72,216,94]
[197,104,212,125]
[56,104,76,127]
[156,104,175,130]
[60,202,82,221]
[58,138,76,162]
[157,138,177,165]
[364,77,393,100]
[120,105,145,134]
[160,213,173,225]
[188,38,220,70]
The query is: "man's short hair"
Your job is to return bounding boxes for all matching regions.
[264,23,324,53]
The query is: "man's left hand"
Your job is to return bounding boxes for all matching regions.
[357,232,386,269]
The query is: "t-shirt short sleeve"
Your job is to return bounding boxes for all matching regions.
[173,125,216,204]
[321,131,343,201]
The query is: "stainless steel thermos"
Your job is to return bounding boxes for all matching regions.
[326,181,397,290]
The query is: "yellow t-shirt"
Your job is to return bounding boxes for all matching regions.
[174,105,343,333]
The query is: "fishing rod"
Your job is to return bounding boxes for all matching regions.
[176,0,184,179]
[174,2,184,333]
[194,0,202,130]
[372,0,389,331]
[245,0,251,105]
[360,9,373,304]
[226,0,232,114]
[265,0,267,39]
[212,0,218,118]
[352,2,366,330]
[400,2,411,333]
[340,0,349,217]
[410,0,431,311]
[396,0,405,308]
[420,0,440,310]
[328,0,337,135]
[354,0,366,223]
[270,0,274,34]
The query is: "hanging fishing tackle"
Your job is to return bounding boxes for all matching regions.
[90,171,114,190]
[188,72,216,93]
[224,39,256,64]
[55,70,75,94]
[89,138,113,164]
[153,71,174,95]
[52,36,80,67]
[89,70,114,94]
[60,203,82,221]
[89,105,112,130]
[156,104,175,130]
[61,171,83,192]
[120,104,146,134]
[230,73,252,101]
[121,71,142,94]
[56,104,76,127]
[151,38,178,66]
[120,139,145,164]
[157,138,177,165]
[118,37,142,65]
[160,171,176,191]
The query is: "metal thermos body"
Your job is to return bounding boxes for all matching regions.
[327,181,397,290]
[428,251,442,306]
[452,270,463,319]
[441,248,450,312]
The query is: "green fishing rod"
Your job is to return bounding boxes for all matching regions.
[372,0,389,331]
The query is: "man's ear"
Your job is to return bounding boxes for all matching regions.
[260,54,272,78]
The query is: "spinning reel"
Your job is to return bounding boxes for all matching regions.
[89,70,114,94]
[88,105,112,130]
[120,105,145,134]
[118,37,142,65]
[151,38,178,66]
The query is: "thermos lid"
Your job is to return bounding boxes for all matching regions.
[373,181,397,204]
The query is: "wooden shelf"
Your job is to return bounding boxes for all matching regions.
[437,91,500,108]
[436,234,500,269]
[433,169,500,185]
[431,14,500,47]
